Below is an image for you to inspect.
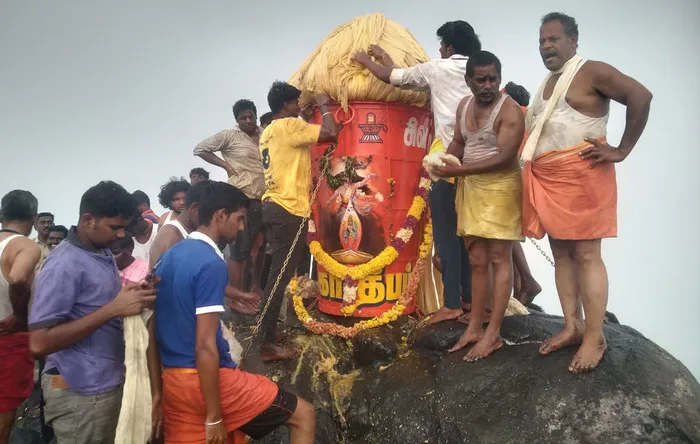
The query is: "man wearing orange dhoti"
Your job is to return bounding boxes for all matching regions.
[523,12,652,373]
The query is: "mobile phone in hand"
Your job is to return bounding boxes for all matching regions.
[142,261,161,288]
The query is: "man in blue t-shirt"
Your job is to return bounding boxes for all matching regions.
[154,181,315,443]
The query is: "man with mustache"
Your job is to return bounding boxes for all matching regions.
[32,212,53,272]
[194,99,267,313]
[157,178,191,226]
[47,225,68,251]
[522,12,652,373]
[33,212,53,248]
[436,51,525,362]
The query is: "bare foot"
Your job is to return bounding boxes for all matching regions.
[539,323,584,356]
[260,344,300,362]
[569,334,607,374]
[457,310,491,325]
[448,323,484,353]
[427,307,463,325]
[464,331,504,362]
[461,303,471,312]
[517,278,542,305]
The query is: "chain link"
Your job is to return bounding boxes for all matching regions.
[243,144,337,357]
[529,237,555,268]
[519,160,555,268]
[242,130,555,356]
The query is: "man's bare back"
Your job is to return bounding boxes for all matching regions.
[148,224,184,269]
[0,234,40,334]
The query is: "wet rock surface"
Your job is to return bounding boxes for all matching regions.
[241,310,700,444]
[12,307,700,444]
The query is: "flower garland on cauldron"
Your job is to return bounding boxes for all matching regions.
[292,218,433,338]
[307,170,432,315]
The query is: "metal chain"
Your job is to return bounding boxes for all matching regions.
[529,237,555,268]
[243,144,337,357]
[518,160,555,268]
[241,124,554,356]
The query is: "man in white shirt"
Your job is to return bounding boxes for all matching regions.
[353,21,480,324]
[129,214,157,264]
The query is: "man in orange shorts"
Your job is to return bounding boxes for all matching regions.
[154,181,315,443]
[522,12,652,373]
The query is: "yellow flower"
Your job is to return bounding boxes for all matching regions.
[293,181,433,338]
[408,196,426,220]
[341,304,357,316]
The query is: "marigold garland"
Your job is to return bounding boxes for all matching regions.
[307,170,431,310]
[292,219,433,338]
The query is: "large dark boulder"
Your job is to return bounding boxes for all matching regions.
[242,310,700,444]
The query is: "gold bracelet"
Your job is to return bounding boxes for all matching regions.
[205,418,223,426]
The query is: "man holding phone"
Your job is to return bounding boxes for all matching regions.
[28,181,157,444]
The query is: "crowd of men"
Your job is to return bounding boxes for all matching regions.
[0,11,651,444]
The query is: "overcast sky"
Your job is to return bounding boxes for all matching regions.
[1,0,698,377]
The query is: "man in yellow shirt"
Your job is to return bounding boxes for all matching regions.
[258,81,338,361]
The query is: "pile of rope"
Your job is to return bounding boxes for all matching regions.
[289,13,430,110]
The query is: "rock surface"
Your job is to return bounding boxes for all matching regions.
[240,310,700,444]
[12,306,700,444]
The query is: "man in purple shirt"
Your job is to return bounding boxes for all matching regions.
[28,181,157,444]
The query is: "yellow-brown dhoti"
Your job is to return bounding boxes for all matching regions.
[456,168,524,241]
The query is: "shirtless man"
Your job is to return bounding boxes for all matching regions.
[523,13,652,373]
[157,178,190,226]
[0,191,41,444]
[436,51,525,362]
